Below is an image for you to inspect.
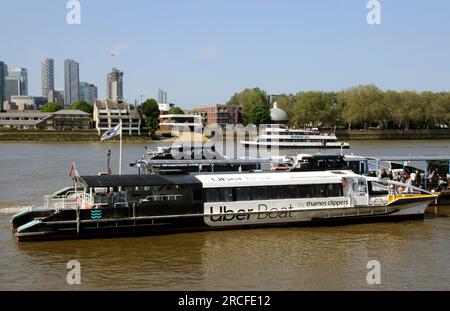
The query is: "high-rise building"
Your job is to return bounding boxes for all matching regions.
[41,58,54,97]
[64,59,80,107]
[79,82,98,105]
[0,61,6,111]
[158,89,167,103]
[4,77,23,101]
[48,89,64,106]
[106,68,123,101]
[8,67,28,95]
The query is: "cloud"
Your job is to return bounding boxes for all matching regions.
[199,46,218,59]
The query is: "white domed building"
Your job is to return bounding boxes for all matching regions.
[270,102,288,125]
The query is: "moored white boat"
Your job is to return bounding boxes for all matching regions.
[241,127,350,149]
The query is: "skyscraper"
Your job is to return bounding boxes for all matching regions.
[8,67,28,95]
[106,68,123,101]
[0,61,6,111]
[4,77,22,101]
[48,90,64,106]
[158,89,167,103]
[79,82,98,105]
[64,59,80,107]
[41,58,54,97]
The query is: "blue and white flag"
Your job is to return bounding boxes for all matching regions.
[101,123,122,141]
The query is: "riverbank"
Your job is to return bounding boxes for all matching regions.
[0,130,180,143]
[0,130,209,143]
[336,129,450,140]
[0,129,449,142]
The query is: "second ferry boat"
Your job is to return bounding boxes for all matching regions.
[241,126,350,149]
[12,169,436,241]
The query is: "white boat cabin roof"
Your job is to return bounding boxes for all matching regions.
[195,170,361,188]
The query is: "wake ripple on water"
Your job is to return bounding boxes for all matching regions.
[0,204,32,215]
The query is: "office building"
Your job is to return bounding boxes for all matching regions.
[48,90,64,106]
[93,99,141,136]
[159,114,203,133]
[106,68,123,101]
[51,110,92,130]
[0,61,6,111]
[158,89,167,103]
[64,59,80,107]
[79,82,98,105]
[4,77,22,101]
[41,58,54,97]
[193,104,244,127]
[8,67,28,95]
[5,95,47,111]
[0,110,91,130]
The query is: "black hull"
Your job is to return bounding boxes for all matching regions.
[12,210,54,230]
[16,211,424,242]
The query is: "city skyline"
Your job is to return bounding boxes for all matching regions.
[1,1,450,108]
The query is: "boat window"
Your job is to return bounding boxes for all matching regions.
[278,185,299,199]
[205,188,236,202]
[204,184,343,202]
[298,185,316,198]
[205,188,222,202]
[236,187,252,201]
[252,186,269,200]
[222,188,233,202]
[327,183,342,197]
[317,184,327,197]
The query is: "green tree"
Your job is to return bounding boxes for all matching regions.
[399,91,421,130]
[432,92,450,128]
[336,85,383,130]
[40,102,63,112]
[383,90,401,129]
[291,91,337,128]
[246,103,271,125]
[168,106,184,114]
[228,88,270,125]
[70,100,93,114]
[139,98,160,138]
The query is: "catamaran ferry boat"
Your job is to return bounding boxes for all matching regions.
[241,127,350,149]
[11,169,436,241]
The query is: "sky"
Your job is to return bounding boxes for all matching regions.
[1,0,450,108]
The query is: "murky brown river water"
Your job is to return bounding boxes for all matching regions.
[0,140,449,290]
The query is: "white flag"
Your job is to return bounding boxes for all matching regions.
[101,123,121,141]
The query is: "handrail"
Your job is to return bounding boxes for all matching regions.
[141,194,182,202]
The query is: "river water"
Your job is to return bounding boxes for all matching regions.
[0,140,449,290]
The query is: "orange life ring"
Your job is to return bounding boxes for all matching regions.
[82,202,93,209]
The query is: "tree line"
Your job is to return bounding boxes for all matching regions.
[227,85,450,130]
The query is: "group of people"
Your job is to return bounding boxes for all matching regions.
[379,167,449,193]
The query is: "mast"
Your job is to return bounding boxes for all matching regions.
[119,119,123,175]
